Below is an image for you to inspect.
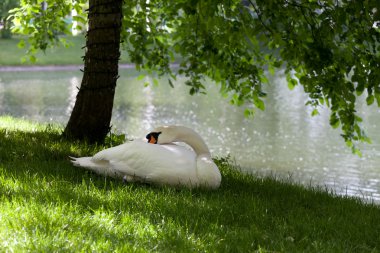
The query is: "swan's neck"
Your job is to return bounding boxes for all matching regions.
[174,127,211,156]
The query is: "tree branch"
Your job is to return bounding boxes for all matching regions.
[246,0,274,36]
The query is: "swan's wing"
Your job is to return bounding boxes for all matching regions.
[84,140,198,186]
[74,140,149,179]
[108,142,197,184]
[92,141,134,162]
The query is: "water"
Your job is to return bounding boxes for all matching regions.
[1,68,380,203]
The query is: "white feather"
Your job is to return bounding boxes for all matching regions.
[70,126,221,189]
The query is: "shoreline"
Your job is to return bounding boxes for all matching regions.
[0,63,180,72]
[0,64,135,72]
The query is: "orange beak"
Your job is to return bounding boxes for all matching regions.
[148,136,157,144]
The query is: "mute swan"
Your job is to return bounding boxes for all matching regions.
[70,126,222,189]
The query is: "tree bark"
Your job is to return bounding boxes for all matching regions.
[63,0,123,143]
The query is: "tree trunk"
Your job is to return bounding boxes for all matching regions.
[1,18,12,39]
[63,0,123,143]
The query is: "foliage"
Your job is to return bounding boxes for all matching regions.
[1,116,380,252]
[122,0,380,153]
[9,0,380,151]
[0,0,19,38]
[0,35,84,65]
[0,35,133,65]
[9,0,87,61]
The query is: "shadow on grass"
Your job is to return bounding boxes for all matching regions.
[1,127,380,252]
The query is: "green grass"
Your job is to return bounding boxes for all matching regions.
[0,116,379,252]
[0,36,131,66]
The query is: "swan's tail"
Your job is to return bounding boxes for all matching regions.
[70,156,95,168]
[69,156,122,178]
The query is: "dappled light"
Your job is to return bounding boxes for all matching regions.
[141,80,156,131]
[66,76,80,117]
[1,70,379,202]
[1,0,380,251]
[0,120,379,251]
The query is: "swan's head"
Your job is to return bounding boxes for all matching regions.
[146,125,211,155]
[145,131,162,144]
[146,126,183,144]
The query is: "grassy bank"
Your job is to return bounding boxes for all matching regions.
[0,116,379,252]
[0,36,131,66]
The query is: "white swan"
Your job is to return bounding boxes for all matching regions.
[70,126,222,189]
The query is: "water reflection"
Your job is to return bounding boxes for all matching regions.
[141,78,156,131]
[67,76,80,116]
[0,69,379,203]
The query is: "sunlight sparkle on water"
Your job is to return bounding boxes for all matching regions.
[1,69,379,203]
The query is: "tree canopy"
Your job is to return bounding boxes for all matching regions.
[9,0,380,152]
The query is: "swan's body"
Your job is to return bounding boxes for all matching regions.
[70,126,221,189]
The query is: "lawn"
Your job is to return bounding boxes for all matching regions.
[0,35,131,66]
[0,116,379,252]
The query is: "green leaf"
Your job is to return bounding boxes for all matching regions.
[17,39,25,49]
[72,15,86,23]
[352,146,362,157]
[260,75,269,84]
[168,79,174,88]
[330,114,340,129]
[268,65,275,76]
[254,97,265,111]
[244,108,255,118]
[375,91,380,106]
[273,60,282,68]
[153,78,159,86]
[286,72,298,90]
[20,56,27,63]
[29,55,36,63]
[345,139,353,148]
[366,95,374,105]
[311,109,319,116]
[288,79,298,90]
[136,74,145,81]
[230,94,243,106]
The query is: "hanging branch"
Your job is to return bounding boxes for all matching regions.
[246,0,274,36]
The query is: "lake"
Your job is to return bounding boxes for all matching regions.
[1,67,379,203]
